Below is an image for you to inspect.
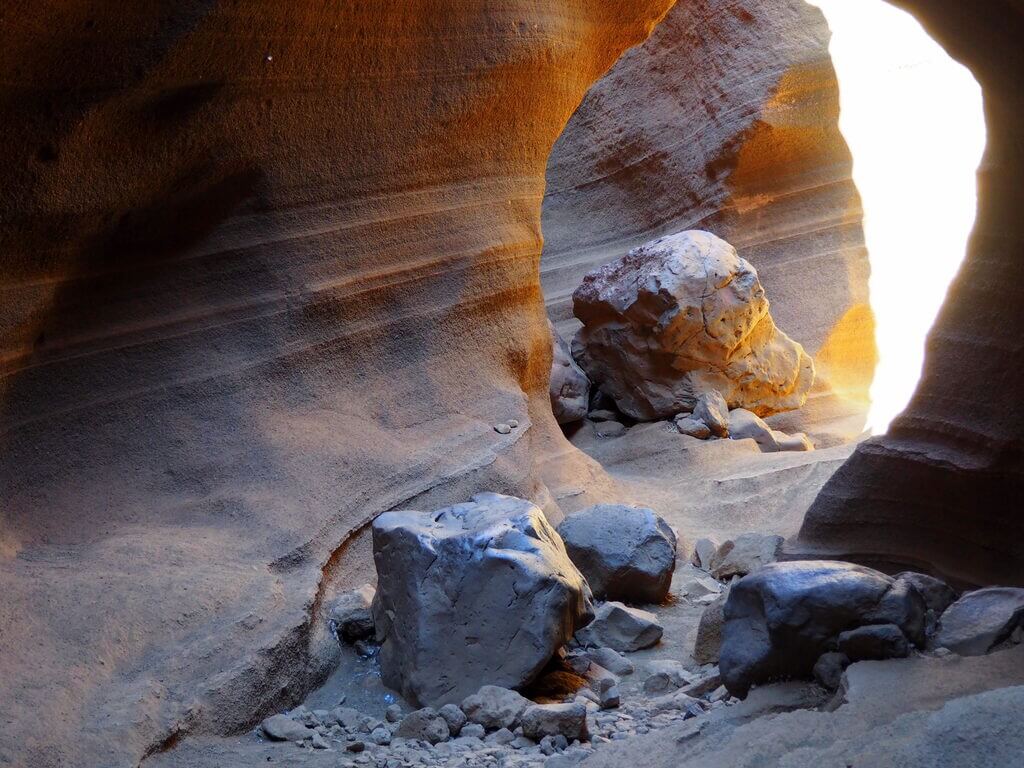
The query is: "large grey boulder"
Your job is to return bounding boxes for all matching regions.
[720,561,926,698]
[571,230,814,421]
[709,533,783,580]
[574,601,663,652]
[895,571,958,616]
[556,504,677,603]
[371,493,594,706]
[934,587,1024,656]
[549,321,590,424]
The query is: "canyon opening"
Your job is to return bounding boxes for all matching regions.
[1,3,1020,768]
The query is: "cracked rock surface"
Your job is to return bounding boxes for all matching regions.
[571,231,814,421]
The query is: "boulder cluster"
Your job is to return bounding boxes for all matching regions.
[260,495,1024,766]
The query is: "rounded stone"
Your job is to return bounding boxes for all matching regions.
[557,504,677,604]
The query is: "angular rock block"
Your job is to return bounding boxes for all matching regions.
[557,504,677,604]
[461,686,532,731]
[934,587,1024,656]
[893,571,957,617]
[710,533,784,580]
[394,708,450,744]
[720,561,926,698]
[571,230,814,420]
[371,493,594,706]
[574,601,663,652]
[693,591,728,665]
[519,702,589,741]
[675,415,712,439]
[691,537,720,570]
[549,320,591,424]
[812,652,849,690]
[261,714,314,742]
[837,623,909,661]
[693,391,730,437]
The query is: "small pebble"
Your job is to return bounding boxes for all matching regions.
[508,419,519,428]
[494,423,512,434]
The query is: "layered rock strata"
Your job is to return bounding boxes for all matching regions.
[0,3,674,765]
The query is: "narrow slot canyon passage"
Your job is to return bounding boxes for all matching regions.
[540,0,988,549]
[811,0,986,434]
[2,3,1020,768]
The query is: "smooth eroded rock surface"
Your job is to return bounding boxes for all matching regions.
[572,231,814,421]
[0,2,678,764]
[371,493,594,706]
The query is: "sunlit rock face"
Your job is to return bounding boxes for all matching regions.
[0,3,674,766]
[573,231,814,420]
[542,0,871,427]
[792,1,1024,588]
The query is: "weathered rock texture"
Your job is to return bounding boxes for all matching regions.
[371,493,594,706]
[572,231,814,421]
[790,3,1024,588]
[542,0,872,424]
[0,3,674,765]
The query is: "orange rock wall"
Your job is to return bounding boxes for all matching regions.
[0,2,673,765]
[541,0,871,431]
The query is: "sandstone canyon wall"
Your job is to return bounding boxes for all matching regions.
[541,0,872,432]
[0,3,674,765]
[791,0,1024,588]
